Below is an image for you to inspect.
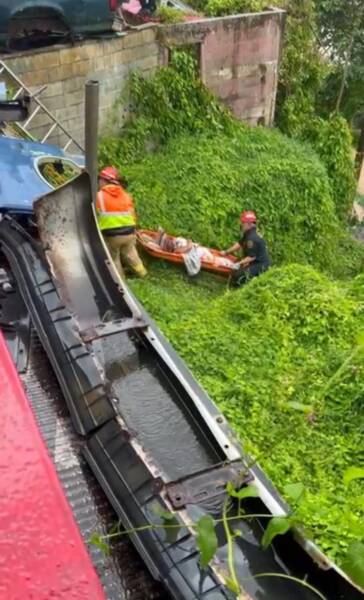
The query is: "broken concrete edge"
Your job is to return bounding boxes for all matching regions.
[161,8,287,33]
[0,8,286,62]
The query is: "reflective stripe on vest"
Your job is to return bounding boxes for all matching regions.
[97,190,136,231]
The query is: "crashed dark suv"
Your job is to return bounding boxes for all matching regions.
[0,1,120,48]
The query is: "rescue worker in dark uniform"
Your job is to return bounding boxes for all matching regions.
[223,210,270,287]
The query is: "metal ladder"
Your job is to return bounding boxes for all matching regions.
[0,59,84,153]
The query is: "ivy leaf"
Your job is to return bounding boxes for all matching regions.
[343,467,364,487]
[262,516,292,550]
[89,533,110,556]
[342,542,364,588]
[195,515,218,568]
[356,331,364,347]
[152,503,181,543]
[286,401,313,413]
[226,482,259,500]
[152,504,176,520]
[283,482,305,504]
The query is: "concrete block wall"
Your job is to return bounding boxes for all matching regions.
[1,9,285,152]
[2,29,160,150]
[160,9,285,125]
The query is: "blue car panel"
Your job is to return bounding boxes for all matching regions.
[0,136,84,213]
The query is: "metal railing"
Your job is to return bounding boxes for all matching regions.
[0,59,84,153]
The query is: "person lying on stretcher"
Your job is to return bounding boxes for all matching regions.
[143,228,239,269]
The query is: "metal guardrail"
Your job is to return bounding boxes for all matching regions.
[0,59,84,153]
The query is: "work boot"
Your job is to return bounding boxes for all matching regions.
[134,263,147,278]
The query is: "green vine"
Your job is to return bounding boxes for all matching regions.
[99,54,364,587]
[130,264,364,572]
[90,481,343,596]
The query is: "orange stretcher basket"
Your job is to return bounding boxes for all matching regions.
[137,229,239,276]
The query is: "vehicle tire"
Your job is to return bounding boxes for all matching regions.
[8,9,70,51]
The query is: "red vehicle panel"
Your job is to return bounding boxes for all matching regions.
[0,332,105,600]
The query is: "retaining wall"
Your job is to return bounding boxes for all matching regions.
[1,9,285,150]
[2,30,160,149]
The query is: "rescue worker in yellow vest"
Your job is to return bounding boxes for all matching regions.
[96,166,147,279]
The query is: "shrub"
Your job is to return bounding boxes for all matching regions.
[99,51,234,164]
[130,264,364,566]
[121,127,359,277]
[300,115,357,221]
[101,54,364,577]
[155,5,185,22]
[204,0,265,16]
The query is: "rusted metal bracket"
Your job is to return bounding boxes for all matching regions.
[80,316,147,343]
[165,461,253,509]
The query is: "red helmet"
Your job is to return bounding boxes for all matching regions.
[99,166,120,184]
[240,210,257,224]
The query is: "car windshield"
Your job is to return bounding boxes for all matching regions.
[37,157,81,188]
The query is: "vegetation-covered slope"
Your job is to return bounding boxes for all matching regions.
[101,54,364,279]
[125,128,363,278]
[131,264,364,565]
[101,54,364,576]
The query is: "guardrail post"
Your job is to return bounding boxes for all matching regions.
[85,80,99,203]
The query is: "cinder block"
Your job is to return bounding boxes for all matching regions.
[28,112,53,129]
[71,60,90,78]
[63,76,85,93]
[46,64,72,83]
[118,48,137,65]
[66,90,85,107]
[21,69,49,87]
[81,42,104,60]
[102,37,126,55]
[59,119,84,141]
[4,56,34,75]
[27,50,61,71]
[28,123,54,142]
[135,55,159,72]
[128,43,159,62]
[59,45,91,64]
[122,28,156,49]
[55,104,83,121]
[92,56,106,73]
[42,94,66,112]
[41,81,64,99]
[106,52,122,68]
[138,28,158,45]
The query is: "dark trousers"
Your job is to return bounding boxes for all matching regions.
[230,263,268,288]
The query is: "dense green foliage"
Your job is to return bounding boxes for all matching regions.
[101,41,358,221]
[316,0,364,176]
[99,53,233,165]
[127,128,337,261]
[130,264,364,565]
[275,1,327,135]
[155,5,185,22]
[157,0,361,209]
[100,52,364,277]
[273,2,358,217]
[301,114,357,219]
[109,127,363,278]
[203,0,359,217]
[204,0,264,17]
[101,54,364,578]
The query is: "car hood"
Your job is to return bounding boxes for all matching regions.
[0,136,84,213]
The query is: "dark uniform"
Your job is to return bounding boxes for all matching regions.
[231,226,270,287]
